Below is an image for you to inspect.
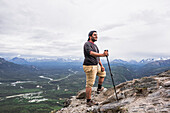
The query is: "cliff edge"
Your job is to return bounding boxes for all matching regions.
[56,70,170,113]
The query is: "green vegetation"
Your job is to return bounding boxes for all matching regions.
[1,58,170,113]
[0,81,72,113]
[0,66,85,113]
[0,103,62,113]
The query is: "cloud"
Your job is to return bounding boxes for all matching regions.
[130,51,170,58]
[98,24,125,32]
[0,0,170,60]
[129,10,170,25]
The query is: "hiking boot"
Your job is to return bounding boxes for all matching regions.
[86,100,99,107]
[97,87,104,94]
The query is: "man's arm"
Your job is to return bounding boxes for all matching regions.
[90,51,108,57]
[99,60,105,72]
[99,60,104,67]
[89,50,108,72]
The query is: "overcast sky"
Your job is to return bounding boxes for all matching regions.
[0,0,170,61]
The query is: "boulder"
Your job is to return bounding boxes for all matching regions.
[57,70,170,113]
[76,89,86,99]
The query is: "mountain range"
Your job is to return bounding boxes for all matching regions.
[9,57,29,64]
[1,57,170,84]
[0,57,170,112]
[112,57,170,65]
[0,58,39,81]
[7,57,170,65]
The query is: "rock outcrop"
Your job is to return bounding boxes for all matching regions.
[56,70,170,113]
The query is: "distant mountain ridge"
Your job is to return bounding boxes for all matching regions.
[6,57,170,65]
[8,57,83,64]
[107,58,170,82]
[1,57,170,83]
[9,57,28,64]
[111,58,170,65]
[0,58,38,81]
[145,59,170,67]
[111,59,129,64]
[137,59,170,77]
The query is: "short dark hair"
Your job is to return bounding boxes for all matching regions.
[88,30,97,41]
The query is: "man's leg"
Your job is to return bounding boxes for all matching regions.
[97,65,106,92]
[98,77,104,89]
[86,86,98,106]
[98,77,104,85]
[86,87,91,102]
[83,65,97,103]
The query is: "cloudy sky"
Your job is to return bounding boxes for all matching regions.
[0,0,170,61]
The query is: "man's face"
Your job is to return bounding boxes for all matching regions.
[91,32,98,42]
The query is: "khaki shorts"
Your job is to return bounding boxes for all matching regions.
[83,65,106,88]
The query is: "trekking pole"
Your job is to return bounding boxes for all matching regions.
[104,50,118,101]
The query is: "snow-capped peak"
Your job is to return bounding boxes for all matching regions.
[139,57,170,64]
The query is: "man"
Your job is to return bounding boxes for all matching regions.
[83,30,108,106]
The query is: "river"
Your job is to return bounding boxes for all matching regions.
[6,91,42,99]
[5,91,48,103]
[39,68,78,83]
[11,81,36,86]
[39,76,53,81]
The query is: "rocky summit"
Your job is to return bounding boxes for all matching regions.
[56,70,170,113]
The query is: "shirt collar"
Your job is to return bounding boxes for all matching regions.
[88,41,94,44]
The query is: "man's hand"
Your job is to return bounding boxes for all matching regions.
[103,50,109,56]
[101,66,105,72]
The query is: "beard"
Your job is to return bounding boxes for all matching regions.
[91,36,97,42]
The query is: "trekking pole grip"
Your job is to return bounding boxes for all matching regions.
[104,50,108,57]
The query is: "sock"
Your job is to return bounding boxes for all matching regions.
[87,99,91,102]
[98,84,102,89]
